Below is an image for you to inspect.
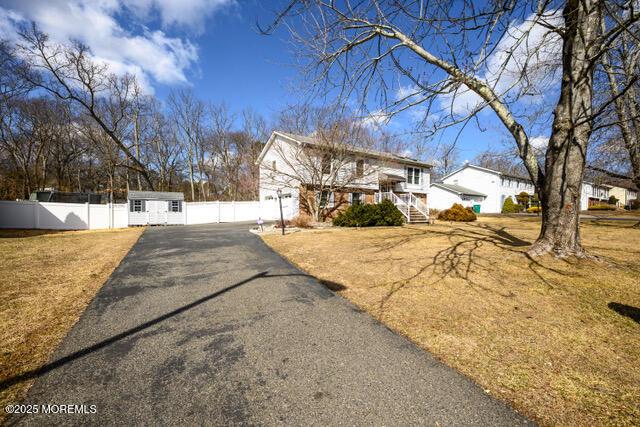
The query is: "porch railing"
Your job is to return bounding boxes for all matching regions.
[376,191,410,220]
[375,191,429,222]
[408,193,429,219]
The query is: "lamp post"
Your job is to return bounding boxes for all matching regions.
[277,189,285,235]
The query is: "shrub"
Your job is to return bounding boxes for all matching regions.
[516,191,530,207]
[527,206,542,214]
[588,204,616,211]
[437,203,477,222]
[608,195,619,205]
[630,199,640,210]
[501,197,523,213]
[290,214,313,228]
[333,199,405,227]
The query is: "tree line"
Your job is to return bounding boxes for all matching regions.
[0,27,268,203]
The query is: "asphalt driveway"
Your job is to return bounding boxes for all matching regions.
[8,223,531,426]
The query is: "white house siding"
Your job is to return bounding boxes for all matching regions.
[442,166,502,213]
[258,133,432,218]
[429,186,463,210]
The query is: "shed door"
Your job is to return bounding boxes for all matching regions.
[147,200,168,225]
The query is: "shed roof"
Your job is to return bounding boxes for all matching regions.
[128,191,185,200]
[431,183,487,197]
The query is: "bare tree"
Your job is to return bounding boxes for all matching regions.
[266,0,640,256]
[597,28,640,189]
[12,25,155,189]
[169,90,208,201]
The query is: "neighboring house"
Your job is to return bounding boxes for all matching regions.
[432,163,616,213]
[601,179,638,208]
[429,183,487,212]
[128,190,184,225]
[580,182,612,210]
[433,163,535,213]
[257,131,432,222]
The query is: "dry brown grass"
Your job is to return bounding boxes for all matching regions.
[262,217,640,426]
[0,227,143,418]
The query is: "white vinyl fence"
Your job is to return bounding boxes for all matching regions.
[0,199,286,230]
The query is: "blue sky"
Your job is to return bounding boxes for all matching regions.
[0,0,553,163]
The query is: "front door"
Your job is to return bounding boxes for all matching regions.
[147,200,168,225]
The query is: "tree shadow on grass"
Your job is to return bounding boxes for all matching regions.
[367,222,576,319]
[608,302,640,324]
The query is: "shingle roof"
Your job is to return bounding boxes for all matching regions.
[128,191,185,200]
[431,183,487,197]
[276,131,432,168]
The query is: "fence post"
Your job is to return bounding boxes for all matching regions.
[86,202,91,230]
[108,203,112,229]
[232,200,236,222]
[217,200,221,223]
[34,201,40,229]
[183,202,187,225]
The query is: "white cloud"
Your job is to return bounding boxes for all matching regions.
[0,0,234,90]
[129,0,235,33]
[529,136,549,152]
[440,11,563,116]
[361,109,391,129]
[395,84,419,101]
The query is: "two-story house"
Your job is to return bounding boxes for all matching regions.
[430,163,615,213]
[430,163,535,213]
[257,131,432,222]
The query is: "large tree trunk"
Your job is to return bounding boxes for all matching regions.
[529,0,600,257]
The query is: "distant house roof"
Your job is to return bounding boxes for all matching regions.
[431,183,487,197]
[441,163,532,182]
[128,191,184,201]
[257,131,432,168]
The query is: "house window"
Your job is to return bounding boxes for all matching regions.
[318,190,334,208]
[355,159,364,177]
[130,200,143,212]
[271,160,276,170]
[407,167,420,185]
[321,155,331,174]
[281,193,292,199]
[350,192,364,204]
[169,200,182,212]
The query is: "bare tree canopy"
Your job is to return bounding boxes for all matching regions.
[265,0,640,257]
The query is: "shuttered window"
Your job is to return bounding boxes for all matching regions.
[130,200,144,212]
[169,200,182,212]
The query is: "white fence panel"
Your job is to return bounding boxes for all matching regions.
[185,202,219,225]
[0,200,37,228]
[1,199,288,229]
[0,200,128,230]
[112,204,129,228]
[37,202,88,230]
[89,204,109,229]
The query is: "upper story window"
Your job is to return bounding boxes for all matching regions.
[407,167,421,185]
[321,155,331,174]
[271,160,276,170]
[355,159,364,178]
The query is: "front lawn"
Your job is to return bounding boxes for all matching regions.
[262,217,639,426]
[0,227,143,419]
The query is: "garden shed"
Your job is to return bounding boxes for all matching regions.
[128,190,185,226]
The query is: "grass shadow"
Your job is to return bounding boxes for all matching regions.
[0,229,68,239]
[608,302,640,323]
